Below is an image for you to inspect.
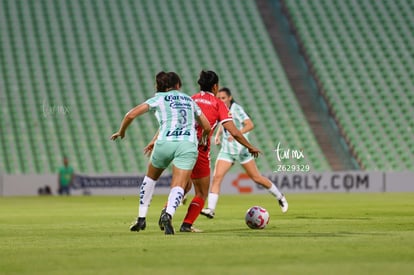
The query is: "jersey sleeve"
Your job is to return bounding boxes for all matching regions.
[217,99,233,123]
[193,99,202,117]
[144,93,160,110]
[236,104,250,122]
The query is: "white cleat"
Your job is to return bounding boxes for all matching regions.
[278,195,288,213]
[200,208,215,219]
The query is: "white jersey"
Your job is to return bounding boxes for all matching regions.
[220,102,250,154]
[145,90,202,143]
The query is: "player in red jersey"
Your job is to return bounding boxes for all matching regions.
[177,70,260,232]
[143,71,260,232]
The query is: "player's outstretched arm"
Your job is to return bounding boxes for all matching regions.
[222,120,261,158]
[111,103,150,140]
[240,118,254,134]
[227,118,254,142]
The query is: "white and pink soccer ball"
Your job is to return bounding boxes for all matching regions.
[245,206,270,229]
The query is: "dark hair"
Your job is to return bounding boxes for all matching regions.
[156,71,182,92]
[156,71,170,92]
[197,70,219,92]
[219,87,235,105]
[167,71,182,89]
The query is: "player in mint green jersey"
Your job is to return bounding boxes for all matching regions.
[111,72,211,235]
[201,87,288,219]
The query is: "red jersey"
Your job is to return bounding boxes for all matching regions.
[192,91,232,150]
[191,91,232,179]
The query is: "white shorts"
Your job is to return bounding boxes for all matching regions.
[216,148,253,164]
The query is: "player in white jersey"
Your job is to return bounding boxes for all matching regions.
[201,87,288,219]
[111,72,211,235]
[218,97,251,156]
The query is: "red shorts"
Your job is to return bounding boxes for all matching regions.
[191,148,210,179]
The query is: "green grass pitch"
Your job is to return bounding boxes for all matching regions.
[1,193,413,274]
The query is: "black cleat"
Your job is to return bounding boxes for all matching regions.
[158,208,166,231]
[160,212,174,235]
[130,217,146,232]
[179,223,203,233]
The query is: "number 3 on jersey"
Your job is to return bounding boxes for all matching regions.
[178,109,187,125]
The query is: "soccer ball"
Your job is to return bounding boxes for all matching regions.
[245,206,270,229]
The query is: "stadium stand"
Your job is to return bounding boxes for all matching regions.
[0,0,331,174]
[282,0,414,171]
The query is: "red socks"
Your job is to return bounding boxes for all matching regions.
[183,196,205,225]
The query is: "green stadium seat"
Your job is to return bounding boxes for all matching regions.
[285,0,414,171]
[0,0,332,173]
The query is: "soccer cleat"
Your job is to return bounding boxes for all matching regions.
[158,208,166,231]
[200,208,215,219]
[160,212,175,235]
[179,223,203,233]
[130,217,146,232]
[278,195,288,213]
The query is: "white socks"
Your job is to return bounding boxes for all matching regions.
[166,186,184,217]
[268,183,283,200]
[138,176,156,218]
[207,193,219,211]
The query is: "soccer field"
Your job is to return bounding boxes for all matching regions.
[1,193,413,275]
